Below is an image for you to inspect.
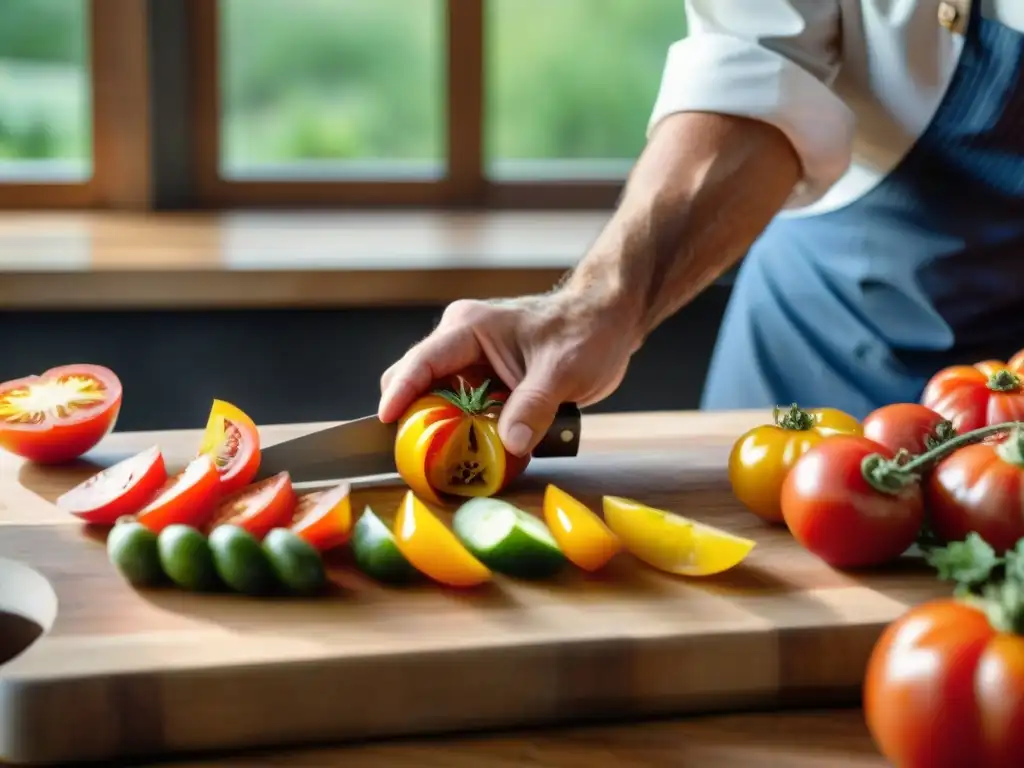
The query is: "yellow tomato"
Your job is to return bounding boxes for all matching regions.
[728,403,861,524]
[542,484,621,572]
[394,374,529,504]
[602,496,755,577]
[393,490,492,588]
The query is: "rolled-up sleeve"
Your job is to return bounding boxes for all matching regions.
[648,0,854,208]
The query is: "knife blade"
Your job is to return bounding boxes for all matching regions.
[254,402,583,484]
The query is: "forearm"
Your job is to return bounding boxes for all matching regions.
[562,111,802,346]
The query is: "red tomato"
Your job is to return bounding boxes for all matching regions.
[56,445,168,525]
[862,403,954,457]
[921,351,1024,433]
[394,369,529,504]
[197,399,261,495]
[926,431,1024,554]
[0,364,122,464]
[865,599,1024,768]
[290,482,353,552]
[205,471,296,540]
[136,454,221,533]
[780,435,924,568]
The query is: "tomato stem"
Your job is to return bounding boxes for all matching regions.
[996,427,1024,467]
[861,421,1024,495]
[987,369,1022,392]
[433,379,504,415]
[773,403,815,431]
[924,420,957,450]
[928,532,1024,634]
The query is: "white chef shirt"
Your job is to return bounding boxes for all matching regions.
[648,0,1024,216]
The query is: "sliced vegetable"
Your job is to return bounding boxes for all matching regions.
[921,350,1024,432]
[393,490,491,588]
[0,363,122,463]
[602,496,755,576]
[351,506,417,584]
[157,524,219,591]
[205,471,297,541]
[865,534,1024,768]
[107,519,163,587]
[209,524,277,596]
[136,454,221,534]
[262,528,327,595]
[57,445,168,525]
[542,484,621,572]
[290,482,352,552]
[453,497,566,579]
[197,399,261,495]
[926,426,1024,554]
[862,402,956,457]
[728,403,861,524]
[394,370,529,503]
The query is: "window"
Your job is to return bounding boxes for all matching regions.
[0,1,688,210]
[219,0,445,182]
[485,0,683,182]
[0,0,91,199]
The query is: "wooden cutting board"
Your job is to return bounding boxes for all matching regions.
[0,410,947,765]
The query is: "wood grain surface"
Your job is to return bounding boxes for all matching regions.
[0,410,943,765]
[0,211,605,310]
[163,709,886,768]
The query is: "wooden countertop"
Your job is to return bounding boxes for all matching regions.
[0,409,897,766]
[168,709,885,767]
[0,211,610,310]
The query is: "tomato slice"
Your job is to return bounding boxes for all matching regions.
[542,484,621,572]
[56,445,168,525]
[393,490,491,588]
[290,482,353,552]
[205,471,297,540]
[136,454,222,533]
[197,399,261,495]
[0,364,122,464]
[602,496,756,577]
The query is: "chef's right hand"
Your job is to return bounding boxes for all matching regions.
[377,290,639,457]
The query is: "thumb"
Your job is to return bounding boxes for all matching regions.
[498,365,569,457]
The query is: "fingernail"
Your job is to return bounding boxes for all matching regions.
[378,381,403,422]
[503,422,533,456]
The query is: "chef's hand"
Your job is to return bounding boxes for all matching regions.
[377,291,639,457]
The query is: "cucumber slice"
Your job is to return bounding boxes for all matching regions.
[452,497,566,579]
[351,506,417,584]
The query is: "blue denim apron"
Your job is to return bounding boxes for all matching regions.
[701,1,1024,419]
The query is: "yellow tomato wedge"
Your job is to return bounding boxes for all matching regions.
[393,490,492,588]
[602,496,756,577]
[542,484,621,572]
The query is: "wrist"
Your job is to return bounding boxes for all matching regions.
[554,263,646,353]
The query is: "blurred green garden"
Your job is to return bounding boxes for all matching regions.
[0,0,687,175]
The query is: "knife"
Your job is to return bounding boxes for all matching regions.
[254,402,583,484]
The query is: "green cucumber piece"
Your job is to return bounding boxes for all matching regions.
[351,506,417,584]
[452,497,566,579]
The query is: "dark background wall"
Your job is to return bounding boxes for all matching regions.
[0,286,731,432]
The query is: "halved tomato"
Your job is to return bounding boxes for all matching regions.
[197,399,261,495]
[0,364,122,464]
[136,454,221,533]
[56,445,168,525]
[290,482,352,552]
[205,471,296,540]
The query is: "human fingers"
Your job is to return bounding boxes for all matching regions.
[497,362,573,456]
[377,325,483,422]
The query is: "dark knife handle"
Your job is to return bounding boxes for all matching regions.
[531,402,582,459]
